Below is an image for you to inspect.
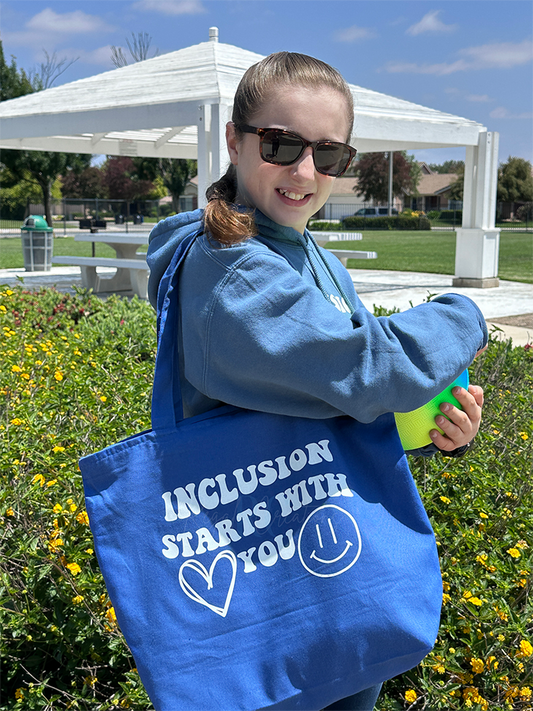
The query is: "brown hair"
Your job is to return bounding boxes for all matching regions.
[203,51,354,244]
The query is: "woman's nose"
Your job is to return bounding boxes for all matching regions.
[290,148,316,181]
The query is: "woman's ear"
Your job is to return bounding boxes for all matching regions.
[226,122,239,166]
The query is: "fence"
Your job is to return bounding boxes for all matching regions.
[0,197,198,235]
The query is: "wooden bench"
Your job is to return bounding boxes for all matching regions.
[52,255,149,299]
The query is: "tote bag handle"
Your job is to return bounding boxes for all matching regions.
[151,231,201,431]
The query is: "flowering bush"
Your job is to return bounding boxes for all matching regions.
[1,285,531,709]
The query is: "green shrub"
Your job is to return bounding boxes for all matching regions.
[427,211,441,221]
[1,286,531,710]
[342,216,432,231]
[307,220,343,231]
[438,209,463,224]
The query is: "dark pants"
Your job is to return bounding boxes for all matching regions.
[322,683,382,711]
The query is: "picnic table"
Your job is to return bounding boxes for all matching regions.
[52,232,149,299]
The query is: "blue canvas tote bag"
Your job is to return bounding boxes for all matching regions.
[80,232,443,711]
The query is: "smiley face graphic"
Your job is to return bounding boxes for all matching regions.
[297,504,362,578]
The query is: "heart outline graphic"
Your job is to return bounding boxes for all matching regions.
[178,550,237,617]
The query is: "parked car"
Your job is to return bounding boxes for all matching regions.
[352,207,398,217]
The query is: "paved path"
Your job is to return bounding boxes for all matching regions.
[1,265,531,347]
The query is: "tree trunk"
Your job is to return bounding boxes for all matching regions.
[40,179,53,228]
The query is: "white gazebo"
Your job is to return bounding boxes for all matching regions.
[0,27,500,287]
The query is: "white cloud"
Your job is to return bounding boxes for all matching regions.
[383,60,468,76]
[383,39,533,75]
[490,107,533,119]
[3,9,113,48]
[27,9,113,34]
[132,0,206,15]
[335,25,377,43]
[466,94,492,103]
[406,10,457,36]
[459,40,533,69]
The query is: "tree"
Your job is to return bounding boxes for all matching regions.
[102,156,155,206]
[111,32,159,68]
[133,157,197,212]
[28,49,79,91]
[0,40,89,225]
[1,151,91,226]
[354,152,420,203]
[428,160,464,175]
[497,157,533,204]
[0,42,33,100]
[61,166,108,199]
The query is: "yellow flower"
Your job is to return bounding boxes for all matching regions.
[32,474,46,487]
[515,540,529,549]
[15,688,25,700]
[100,395,107,402]
[439,496,451,504]
[76,511,90,525]
[53,503,63,514]
[471,658,484,674]
[519,431,529,440]
[442,593,451,605]
[54,370,64,381]
[469,597,483,606]
[86,548,94,555]
[517,640,533,658]
[52,445,65,453]
[106,606,117,625]
[479,512,488,519]
[507,548,521,559]
[6,507,15,517]
[487,656,499,670]
[72,595,84,605]
[520,687,532,700]
[46,479,57,488]
[66,562,81,576]
[10,418,23,426]
[11,365,22,373]
[404,689,417,703]
[84,675,97,687]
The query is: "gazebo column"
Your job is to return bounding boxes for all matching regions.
[197,102,231,209]
[453,131,500,288]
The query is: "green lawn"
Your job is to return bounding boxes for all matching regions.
[327,230,533,284]
[0,235,147,270]
[1,230,531,283]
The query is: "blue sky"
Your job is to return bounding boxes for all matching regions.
[1,0,532,166]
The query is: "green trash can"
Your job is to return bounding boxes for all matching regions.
[21,215,54,271]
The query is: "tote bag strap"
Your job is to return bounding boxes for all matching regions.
[151,230,201,431]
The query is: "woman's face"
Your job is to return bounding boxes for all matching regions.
[227,84,351,234]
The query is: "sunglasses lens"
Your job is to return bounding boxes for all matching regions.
[258,128,353,177]
[262,130,304,164]
[314,143,352,177]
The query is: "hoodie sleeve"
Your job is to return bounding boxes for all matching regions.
[180,244,488,423]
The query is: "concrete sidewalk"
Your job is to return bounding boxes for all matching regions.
[1,265,531,347]
[347,268,532,347]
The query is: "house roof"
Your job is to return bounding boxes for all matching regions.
[416,173,458,196]
[0,30,487,158]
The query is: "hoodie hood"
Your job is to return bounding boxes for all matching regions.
[147,207,313,308]
[147,208,204,308]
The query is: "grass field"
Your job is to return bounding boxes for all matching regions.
[1,230,531,283]
[330,230,533,284]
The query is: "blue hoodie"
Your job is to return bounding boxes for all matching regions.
[147,208,488,424]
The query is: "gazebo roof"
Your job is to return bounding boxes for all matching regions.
[0,29,485,158]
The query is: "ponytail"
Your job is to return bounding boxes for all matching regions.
[203,164,257,245]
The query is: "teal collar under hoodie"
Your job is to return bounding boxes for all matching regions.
[147,208,487,424]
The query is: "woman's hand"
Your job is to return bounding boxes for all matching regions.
[429,384,484,452]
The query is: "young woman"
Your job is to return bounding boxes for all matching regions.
[147,52,486,711]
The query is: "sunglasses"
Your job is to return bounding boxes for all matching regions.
[237,124,357,177]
